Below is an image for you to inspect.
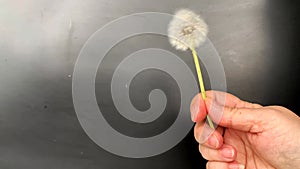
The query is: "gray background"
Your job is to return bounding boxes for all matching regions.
[0,0,299,168]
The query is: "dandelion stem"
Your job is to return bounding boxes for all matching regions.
[191,47,215,129]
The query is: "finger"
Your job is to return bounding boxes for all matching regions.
[207,102,263,133]
[206,161,245,169]
[190,94,207,122]
[194,122,224,149]
[199,144,236,162]
[206,161,227,169]
[206,90,262,109]
[191,91,264,133]
[190,91,262,123]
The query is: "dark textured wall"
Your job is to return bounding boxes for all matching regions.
[0,0,299,168]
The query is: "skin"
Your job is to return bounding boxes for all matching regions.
[190,91,300,169]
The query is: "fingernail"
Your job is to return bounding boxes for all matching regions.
[191,97,199,121]
[208,135,219,148]
[221,147,234,159]
[229,163,245,169]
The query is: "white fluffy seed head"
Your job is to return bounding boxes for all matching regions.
[168,9,208,51]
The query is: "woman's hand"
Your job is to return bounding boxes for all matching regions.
[190,91,300,169]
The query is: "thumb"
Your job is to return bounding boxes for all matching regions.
[190,94,207,122]
[208,102,263,133]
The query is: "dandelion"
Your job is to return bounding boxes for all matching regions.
[168,9,214,129]
[168,9,208,51]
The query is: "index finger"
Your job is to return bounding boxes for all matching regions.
[206,90,262,109]
[190,91,262,123]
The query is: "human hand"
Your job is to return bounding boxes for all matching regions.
[190,91,300,169]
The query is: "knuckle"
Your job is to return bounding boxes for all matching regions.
[251,103,262,108]
[268,105,290,114]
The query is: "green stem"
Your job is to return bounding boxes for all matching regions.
[191,47,215,129]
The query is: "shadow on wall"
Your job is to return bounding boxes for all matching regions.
[265,0,300,113]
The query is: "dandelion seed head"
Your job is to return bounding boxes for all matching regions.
[168,9,208,51]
